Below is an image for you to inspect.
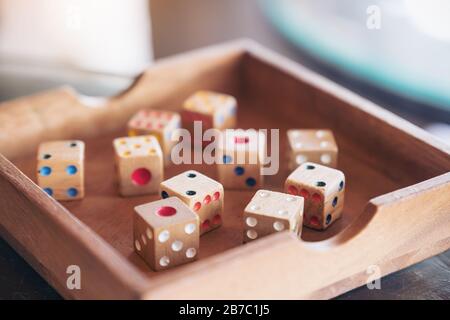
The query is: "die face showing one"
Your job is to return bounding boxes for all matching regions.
[182,91,237,131]
[37,140,85,201]
[285,162,345,230]
[127,109,181,163]
[160,170,224,235]
[216,129,266,190]
[243,190,303,243]
[134,197,200,271]
[287,129,338,170]
[113,135,163,197]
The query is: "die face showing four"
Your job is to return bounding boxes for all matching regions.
[182,91,237,131]
[160,170,224,235]
[127,109,181,163]
[113,135,163,197]
[243,190,304,243]
[37,140,85,201]
[216,129,266,190]
[134,197,200,271]
[287,129,338,170]
[285,162,345,230]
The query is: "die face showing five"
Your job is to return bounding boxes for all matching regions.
[216,129,266,190]
[287,129,338,170]
[243,190,304,243]
[182,91,237,131]
[134,197,200,271]
[285,162,345,230]
[36,140,85,201]
[160,170,224,235]
[113,135,163,197]
[127,109,181,163]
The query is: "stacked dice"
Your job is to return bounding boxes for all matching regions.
[37,140,85,200]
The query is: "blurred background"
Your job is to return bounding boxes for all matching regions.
[1,0,450,139]
[0,0,449,299]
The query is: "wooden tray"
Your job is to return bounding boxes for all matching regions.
[0,40,449,299]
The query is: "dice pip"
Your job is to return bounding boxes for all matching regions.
[37,140,85,201]
[285,162,345,230]
[113,135,163,197]
[287,129,338,170]
[243,190,303,243]
[134,197,199,271]
[216,129,266,189]
[160,170,224,235]
[128,109,181,163]
[182,91,237,132]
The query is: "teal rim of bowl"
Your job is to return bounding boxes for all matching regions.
[261,0,450,110]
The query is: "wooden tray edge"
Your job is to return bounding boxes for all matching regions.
[0,154,150,299]
[242,40,450,157]
[141,173,450,299]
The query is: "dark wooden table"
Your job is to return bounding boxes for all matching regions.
[0,236,448,300]
[0,0,449,300]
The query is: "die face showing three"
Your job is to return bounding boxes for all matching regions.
[127,109,181,163]
[113,135,163,197]
[285,162,345,230]
[182,91,237,131]
[216,129,266,190]
[287,129,338,170]
[160,170,224,235]
[36,140,85,200]
[243,190,304,243]
[134,197,199,271]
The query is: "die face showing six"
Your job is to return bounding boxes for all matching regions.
[182,91,237,131]
[113,135,163,197]
[243,190,304,243]
[127,109,181,163]
[287,129,338,170]
[160,170,224,235]
[37,140,85,201]
[216,129,266,190]
[285,162,345,230]
[134,197,200,271]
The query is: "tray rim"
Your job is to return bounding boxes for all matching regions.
[0,39,449,299]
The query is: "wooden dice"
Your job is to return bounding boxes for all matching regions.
[113,135,163,197]
[134,197,200,271]
[160,170,224,235]
[287,129,338,170]
[216,129,266,189]
[37,140,85,201]
[182,91,237,132]
[285,162,345,230]
[127,109,181,163]
[243,190,303,243]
